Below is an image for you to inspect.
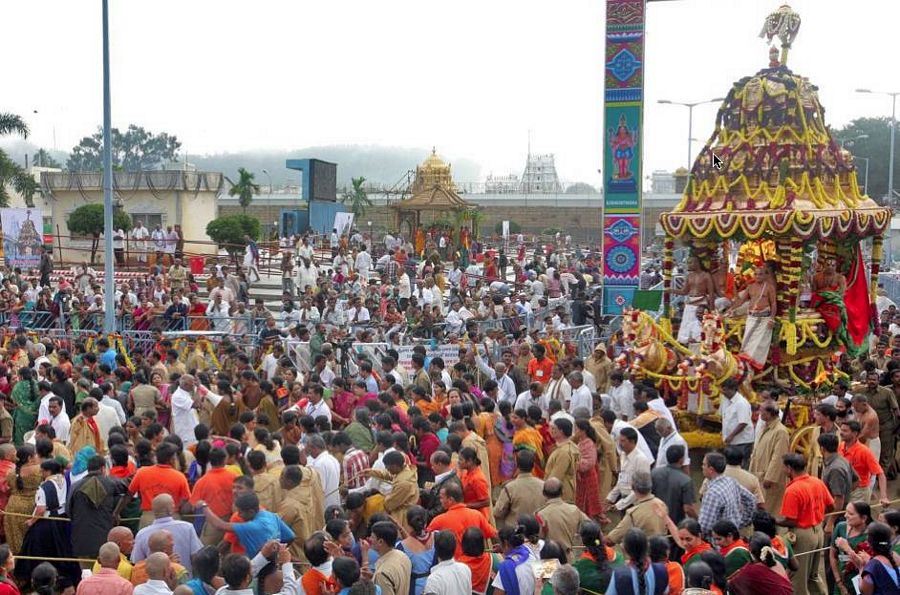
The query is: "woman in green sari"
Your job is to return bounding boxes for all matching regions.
[830,501,873,595]
[11,367,39,446]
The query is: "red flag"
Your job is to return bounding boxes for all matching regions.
[845,248,872,349]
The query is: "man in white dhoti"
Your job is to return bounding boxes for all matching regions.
[130,220,150,263]
[675,256,715,344]
[728,261,777,370]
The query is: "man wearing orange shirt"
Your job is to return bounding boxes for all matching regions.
[776,453,834,595]
[527,344,554,385]
[838,420,890,505]
[427,483,497,557]
[125,442,192,528]
[190,448,235,545]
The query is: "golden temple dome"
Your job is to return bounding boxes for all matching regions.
[413,148,457,193]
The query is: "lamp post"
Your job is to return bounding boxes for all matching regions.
[101,0,115,333]
[857,88,899,267]
[658,97,725,168]
[262,169,273,195]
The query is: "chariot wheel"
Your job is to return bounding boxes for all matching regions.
[789,425,817,460]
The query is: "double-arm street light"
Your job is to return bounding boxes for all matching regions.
[658,97,725,168]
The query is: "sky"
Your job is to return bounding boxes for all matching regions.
[4,0,900,188]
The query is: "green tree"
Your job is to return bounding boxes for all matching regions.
[227,168,260,214]
[67,203,132,264]
[206,215,260,263]
[0,112,33,208]
[31,148,63,169]
[340,176,373,218]
[833,117,900,201]
[66,124,181,172]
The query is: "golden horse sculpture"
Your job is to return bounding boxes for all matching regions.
[697,311,754,398]
[617,308,679,377]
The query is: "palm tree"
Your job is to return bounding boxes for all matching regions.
[0,113,28,138]
[341,176,373,218]
[0,112,30,207]
[227,167,260,214]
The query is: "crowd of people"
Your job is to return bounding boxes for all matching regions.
[0,230,894,595]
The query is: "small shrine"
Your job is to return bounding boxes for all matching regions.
[391,148,478,257]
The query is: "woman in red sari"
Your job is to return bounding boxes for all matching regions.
[574,419,603,519]
[728,533,793,595]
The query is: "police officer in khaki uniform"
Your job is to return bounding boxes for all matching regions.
[535,478,590,557]
[494,451,546,529]
[604,470,668,545]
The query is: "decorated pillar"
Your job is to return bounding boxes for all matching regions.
[602,0,646,315]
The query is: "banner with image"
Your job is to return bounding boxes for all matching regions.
[395,343,460,375]
[0,208,43,269]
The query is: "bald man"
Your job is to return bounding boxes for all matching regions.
[132,495,202,575]
[92,526,136,579]
[134,552,174,595]
[76,542,133,595]
[131,530,187,587]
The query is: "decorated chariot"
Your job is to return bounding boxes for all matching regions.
[616,5,891,454]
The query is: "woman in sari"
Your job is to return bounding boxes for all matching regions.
[831,501,873,594]
[492,524,537,595]
[16,460,80,586]
[573,521,621,594]
[11,368,38,446]
[3,445,40,555]
[574,419,603,519]
[478,398,505,486]
[712,520,752,578]
[494,401,516,485]
[729,533,794,595]
[511,408,545,478]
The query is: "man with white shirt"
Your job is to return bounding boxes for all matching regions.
[303,384,332,422]
[719,378,755,468]
[346,297,371,327]
[355,245,372,284]
[654,417,690,473]
[170,375,201,447]
[475,356,517,406]
[414,279,434,307]
[514,383,550,415]
[602,410,655,462]
[99,382,127,425]
[41,396,70,442]
[572,360,597,394]
[130,220,150,263]
[545,364,572,407]
[609,371,635,421]
[447,263,462,289]
[445,301,467,335]
[606,426,652,511]
[398,270,412,308]
[568,372,592,414]
[306,434,341,508]
[641,386,676,430]
[424,531,473,595]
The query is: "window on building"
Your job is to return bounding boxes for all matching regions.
[132,213,164,231]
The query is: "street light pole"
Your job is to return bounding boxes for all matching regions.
[262,169,273,195]
[101,0,115,333]
[658,97,725,169]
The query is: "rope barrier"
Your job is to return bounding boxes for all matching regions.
[0,510,69,522]
[14,555,96,563]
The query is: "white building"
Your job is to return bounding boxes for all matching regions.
[519,153,561,194]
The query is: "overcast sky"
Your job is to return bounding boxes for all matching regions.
[5,0,899,186]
